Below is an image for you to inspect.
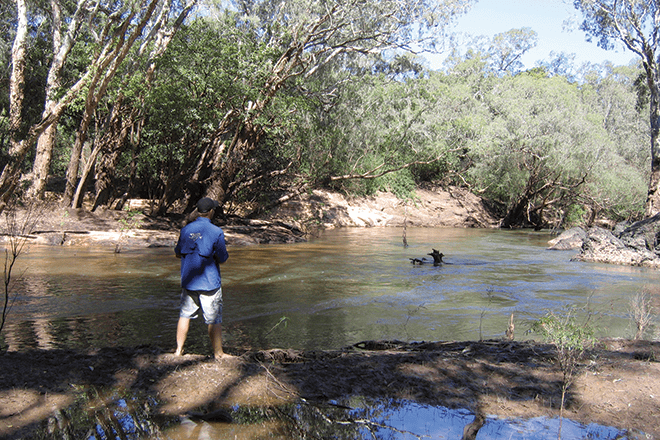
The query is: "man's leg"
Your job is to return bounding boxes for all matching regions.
[208,323,223,359]
[174,317,191,356]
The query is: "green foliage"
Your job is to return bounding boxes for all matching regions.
[532,309,596,359]
[375,170,417,199]
[463,66,647,226]
[135,12,306,204]
[2,0,652,222]
[488,27,538,75]
[118,206,143,231]
[443,28,538,76]
[531,306,596,435]
[563,204,587,227]
[585,158,647,221]
[313,63,491,197]
[531,306,597,384]
[266,316,290,336]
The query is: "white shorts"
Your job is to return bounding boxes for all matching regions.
[179,287,223,324]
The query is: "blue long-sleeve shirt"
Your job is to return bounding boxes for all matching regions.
[175,217,229,291]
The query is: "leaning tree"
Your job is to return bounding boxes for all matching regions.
[2,0,196,214]
[152,0,476,215]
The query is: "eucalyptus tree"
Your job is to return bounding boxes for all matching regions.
[573,0,660,216]
[488,27,538,75]
[65,0,198,209]
[535,51,579,81]
[146,0,476,215]
[2,0,196,213]
[442,27,538,76]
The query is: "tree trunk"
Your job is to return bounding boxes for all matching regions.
[205,123,264,215]
[71,141,102,209]
[501,194,530,228]
[71,99,127,210]
[27,0,61,200]
[154,140,211,216]
[0,0,29,211]
[62,108,93,206]
[646,70,660,216]
[92,148,120,210]
[648,150,660,217]
[92,103,137,211]
[114,119,141,211]
[28,124,57,198]
[8,0,28,149]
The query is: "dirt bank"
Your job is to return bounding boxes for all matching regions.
[0,186,499,249]
[1,339,658,439]
[263,186,500,229]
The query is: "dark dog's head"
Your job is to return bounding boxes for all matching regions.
[428,249,444,264]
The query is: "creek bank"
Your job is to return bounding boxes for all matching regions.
[549,213,660,269]
[262,187,499,229]
[1,339,658,439]
[0,186,498,249]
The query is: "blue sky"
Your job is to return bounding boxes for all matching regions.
[425,0,637,69]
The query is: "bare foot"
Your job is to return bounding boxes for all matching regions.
[214,352,235,361]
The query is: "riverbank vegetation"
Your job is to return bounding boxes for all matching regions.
[2,0,659,230]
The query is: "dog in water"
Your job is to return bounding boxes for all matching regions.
[410,249,444,266]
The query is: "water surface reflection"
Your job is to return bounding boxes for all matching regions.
[159,397,634,440]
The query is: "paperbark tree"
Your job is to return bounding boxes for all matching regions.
[4,0,75,209]
[3,0,190,213]
[26,0,88,199]
[64,0,197,209]
[4,0,29,209]
[574,0,660,216]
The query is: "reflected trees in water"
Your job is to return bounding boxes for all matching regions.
[1,203,42,343]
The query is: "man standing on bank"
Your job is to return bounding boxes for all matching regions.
[174,197,229,360]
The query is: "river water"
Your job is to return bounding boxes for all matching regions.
[3,227,659,353]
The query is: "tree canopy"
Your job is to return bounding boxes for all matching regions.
[573,0,660,216]
[0,0,653,228]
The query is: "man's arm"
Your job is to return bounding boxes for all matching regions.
[175,234,183,259]
[213,234,229,265]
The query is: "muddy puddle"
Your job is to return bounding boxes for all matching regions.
[71,394,638,440]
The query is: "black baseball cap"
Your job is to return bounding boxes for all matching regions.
[196,197,219,213]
